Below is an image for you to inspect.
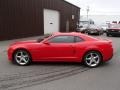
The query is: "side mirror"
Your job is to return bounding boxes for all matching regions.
[43,41,50,45]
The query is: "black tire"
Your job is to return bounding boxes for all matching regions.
[83,51,102,68]
[98,32,100,35]
[13,50,32,66]
[106,33,110,37]
[87,32,90,35]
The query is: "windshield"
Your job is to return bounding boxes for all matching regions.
[37,34,52,42]
[89,25,99,29]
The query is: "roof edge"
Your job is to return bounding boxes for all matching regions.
[63,0,81,9]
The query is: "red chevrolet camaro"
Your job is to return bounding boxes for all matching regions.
[8,32,113,67]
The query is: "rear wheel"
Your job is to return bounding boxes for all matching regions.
[13,50,31,66]
[106,33,110,37]
[83,51,102,68]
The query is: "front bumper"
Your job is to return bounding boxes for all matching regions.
[88,30,99,34]
[7,47,14,61]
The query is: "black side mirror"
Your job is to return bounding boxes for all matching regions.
[43,41,50,45]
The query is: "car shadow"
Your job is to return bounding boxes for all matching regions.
[31,62,84,67]
[99,62,112,68]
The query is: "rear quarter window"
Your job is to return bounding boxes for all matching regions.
[75,36,84,42]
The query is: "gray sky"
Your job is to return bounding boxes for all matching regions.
[66,0,120,15]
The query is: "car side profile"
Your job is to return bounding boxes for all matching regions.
[8,32,113,68]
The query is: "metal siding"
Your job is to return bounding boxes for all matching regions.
[0,0,80,40]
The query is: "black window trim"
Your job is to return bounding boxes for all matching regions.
[47,35,85,43]
[74,36,85,43]
[47,35,74,43]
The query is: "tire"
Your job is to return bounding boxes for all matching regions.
[13,50,32,66]
[106,33,110,37]
[98,32,100,35]
[85,30,88,34]
[83,51,102,68]
[87,32,90,35]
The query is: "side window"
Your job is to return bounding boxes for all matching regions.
[75,36,84,42]
[48,36,74,43]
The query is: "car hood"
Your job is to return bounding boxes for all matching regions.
[11,40,37,45]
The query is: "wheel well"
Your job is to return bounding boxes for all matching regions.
[12,48,32,61]
[82,50,103,62]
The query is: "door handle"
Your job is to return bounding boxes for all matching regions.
[50,23,53,24]
[70,45,76,54]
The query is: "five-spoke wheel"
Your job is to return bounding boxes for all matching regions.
[84,51,102,68]
[13,50,31,66]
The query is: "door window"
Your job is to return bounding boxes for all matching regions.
[48,36,74,43]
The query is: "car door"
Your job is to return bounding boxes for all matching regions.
[38,35,77,61]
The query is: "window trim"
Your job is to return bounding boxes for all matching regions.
[47,35,85,43]
[74,36,84,43]
[47,35,75,43]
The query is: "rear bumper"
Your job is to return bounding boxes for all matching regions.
[107,31,120,36]
[102,47,113,62]
[105,51,113,62]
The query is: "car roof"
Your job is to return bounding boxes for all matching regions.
[52,32,98,41]
[53,32,82,36]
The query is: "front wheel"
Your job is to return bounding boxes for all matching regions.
[13,50,31,66]
[83,51,102,68]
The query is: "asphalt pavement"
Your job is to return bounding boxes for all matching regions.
[0,34,120,90]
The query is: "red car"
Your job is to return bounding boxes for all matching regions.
[8,32,113,67]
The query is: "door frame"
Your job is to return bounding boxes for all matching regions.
[43,9,60,34]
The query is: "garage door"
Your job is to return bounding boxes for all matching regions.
[44,9,60,34]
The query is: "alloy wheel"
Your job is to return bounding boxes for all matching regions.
[14,50,31,66]
[84,51,101,67]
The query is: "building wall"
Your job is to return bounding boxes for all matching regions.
[0,0,80,40]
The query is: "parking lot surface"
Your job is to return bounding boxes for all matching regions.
[0,34,120,90]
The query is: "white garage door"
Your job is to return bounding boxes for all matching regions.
[44,9,60,34]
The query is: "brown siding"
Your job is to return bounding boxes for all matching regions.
[0,0,80,40]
